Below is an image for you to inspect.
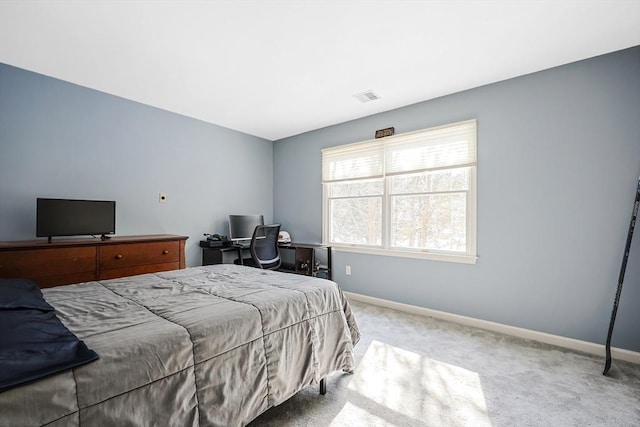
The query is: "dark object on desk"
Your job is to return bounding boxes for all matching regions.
[234,224,281,270]
[0,278,99,392]
[199,240,225,248]
[200,233,231,248]
[204,233,228,241]
[200,240,231,248]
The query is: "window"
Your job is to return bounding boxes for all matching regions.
[322,119,477,264]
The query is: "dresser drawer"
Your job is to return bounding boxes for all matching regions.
[0,247,97,287]
[98,262,181,281]
[99,241,180,270]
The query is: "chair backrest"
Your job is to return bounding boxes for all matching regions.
[249,224,281,270]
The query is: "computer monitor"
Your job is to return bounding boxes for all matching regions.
[228,214,264,242]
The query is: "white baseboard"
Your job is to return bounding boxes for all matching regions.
[344,291,640,365]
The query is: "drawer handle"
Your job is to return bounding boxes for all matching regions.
[162,250,169,255]
[115,254,123,260]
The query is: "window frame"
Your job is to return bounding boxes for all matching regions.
[322,120,478,264]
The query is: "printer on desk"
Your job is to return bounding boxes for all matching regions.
[200,233,231,248]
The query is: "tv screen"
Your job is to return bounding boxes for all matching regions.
[228,214,264,241]
[36,198,116,240]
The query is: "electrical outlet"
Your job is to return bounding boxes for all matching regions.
[345,265,351,275]
[159,193,167,203]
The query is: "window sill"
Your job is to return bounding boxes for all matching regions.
[331,245,478,264]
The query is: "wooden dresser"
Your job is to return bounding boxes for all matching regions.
[0,234,188,288]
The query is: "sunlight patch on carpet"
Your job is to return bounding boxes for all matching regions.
[329,402,390,426]
[340,340,492,426]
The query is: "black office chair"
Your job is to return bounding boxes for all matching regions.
[235,224,282,270]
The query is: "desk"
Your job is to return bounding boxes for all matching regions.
[200,241,332,280]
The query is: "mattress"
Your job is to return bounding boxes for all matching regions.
[0,264,360,427]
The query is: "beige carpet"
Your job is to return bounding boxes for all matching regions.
[248,300,640,426]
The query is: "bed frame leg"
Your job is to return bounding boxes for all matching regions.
[319,378,326,395]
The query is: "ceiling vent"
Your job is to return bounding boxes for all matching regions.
[353,90,381,103]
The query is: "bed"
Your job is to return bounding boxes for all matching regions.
[0,264,360,426]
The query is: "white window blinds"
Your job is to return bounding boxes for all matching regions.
[322,119,476,182]
[385,120,476,175]
[322,139,384,183]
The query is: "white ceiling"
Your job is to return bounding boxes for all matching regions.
[1,1,639,141]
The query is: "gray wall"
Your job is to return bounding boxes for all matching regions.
[274,47,640,352]
[0,64,274,267]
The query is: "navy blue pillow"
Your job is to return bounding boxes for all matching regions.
[0,278,99,393]
[0,278,54,311]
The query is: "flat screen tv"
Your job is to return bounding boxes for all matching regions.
[228,214,264,242]
[36,198,116,242]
